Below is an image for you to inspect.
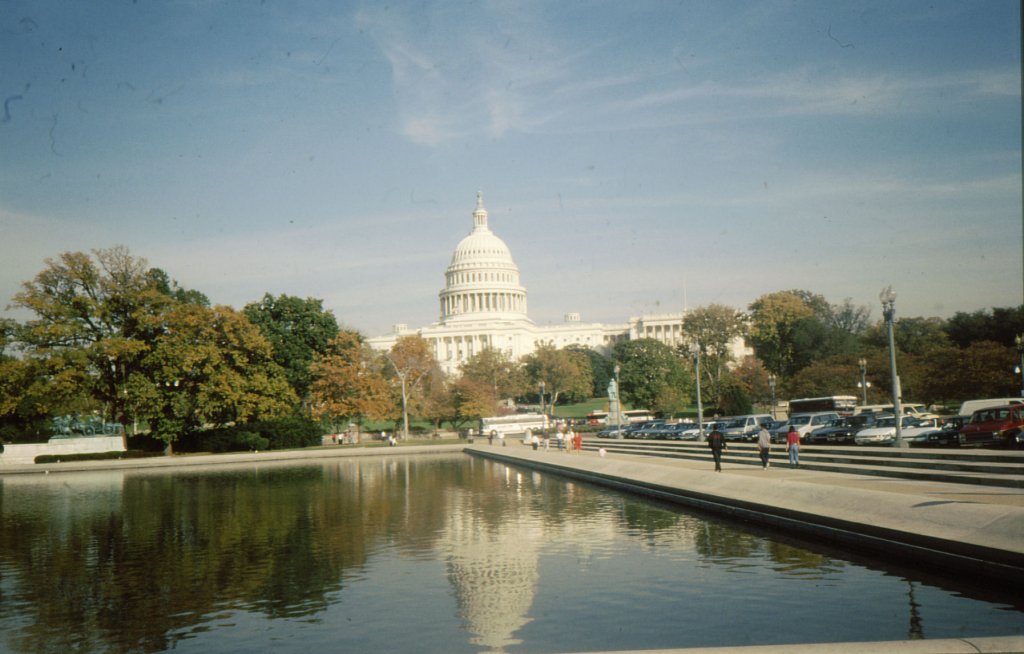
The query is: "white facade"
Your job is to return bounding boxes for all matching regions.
[368,193,746,375]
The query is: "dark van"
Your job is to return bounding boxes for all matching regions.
[959,404,1024,448]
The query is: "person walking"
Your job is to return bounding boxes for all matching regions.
[757,423,771,469]
[786,426,800,468]
[707,429,726,472]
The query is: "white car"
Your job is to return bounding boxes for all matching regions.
[854,415,927,445]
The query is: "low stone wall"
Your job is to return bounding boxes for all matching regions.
[1,435,127,465]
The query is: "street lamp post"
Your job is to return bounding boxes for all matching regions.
[858,358,869,405]
[539,381,546,416]
[690,344,704,440]
[1016,334,1024,397]
[768,374,776,420]
[880,286,904,447]
[613,364,623,440]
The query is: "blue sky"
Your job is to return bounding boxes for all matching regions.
[1,1,1020,336]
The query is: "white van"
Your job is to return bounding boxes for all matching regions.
[722,414,774,442]
[769,412,839,444]
[957,398,1023,417]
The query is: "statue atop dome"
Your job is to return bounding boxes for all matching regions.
[472,190,488,230]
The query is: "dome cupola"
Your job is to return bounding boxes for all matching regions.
[439,192,529,324]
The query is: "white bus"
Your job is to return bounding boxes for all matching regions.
[480,413,550,442]
[788,396,857,416]
[623,409,655,423]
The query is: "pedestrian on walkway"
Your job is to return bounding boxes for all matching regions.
[757,423,771,469]
[786,426,800,467]
[707,429,726,472]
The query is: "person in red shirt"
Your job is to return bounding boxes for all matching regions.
[786,426,800,468]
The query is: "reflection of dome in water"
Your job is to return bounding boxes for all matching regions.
[439,192,529,325]
[443,486,542,653]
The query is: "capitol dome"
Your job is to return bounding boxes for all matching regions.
[439,193,529,324]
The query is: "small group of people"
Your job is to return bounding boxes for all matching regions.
[706,423,800,472]
[549,423,582,453]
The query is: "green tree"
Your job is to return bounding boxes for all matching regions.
[945,306,1024,348]
[243,293,340,402]
[134,304,297,450]
[611,338,689,413]
[146,267,210,306]
[565,345,613,397]
[309,331,393,432]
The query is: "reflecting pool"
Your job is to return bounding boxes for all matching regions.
[0,453,1021,653]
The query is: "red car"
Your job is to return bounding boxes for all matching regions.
[959,404,1024,448]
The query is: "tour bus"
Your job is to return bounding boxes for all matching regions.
[623,409,655,423]
[586,411,609,425]
[787,396,858,416]
[590,409,652,425]
[480,413,550,443]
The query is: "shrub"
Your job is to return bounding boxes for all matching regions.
[127,432,167,452]
[34,451,160,464]
[247,415,321,450]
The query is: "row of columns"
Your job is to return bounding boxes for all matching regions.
[441,291,526,318]
[632,322,683,345]
[432,333,494,363]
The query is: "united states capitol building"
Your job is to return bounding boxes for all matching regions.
[368,193,743,375]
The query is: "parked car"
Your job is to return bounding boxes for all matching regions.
[622,421,655,438]
[804,413,878,445]
[630,421,667,439]
[769,412,840,444]
[854,415,924,446]
[905,416,964,448]
[959,405,1024,448]
[722,414,774,442]
[649,422,700,440]
[596,426,628,438]
[852,403,939,419]
[665,422,701,440]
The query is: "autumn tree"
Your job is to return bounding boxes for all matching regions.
[383,335,438,438]
[747,291,816,377]
[11,247,176,427]
[521,343,592,410]
[443,376,499,431]
[133,304,297,450]
[681,304,745,406]
[244,293,340,402]
[309,331,393,433]
[458,347,526,402]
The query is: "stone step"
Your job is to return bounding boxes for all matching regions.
[581,439,1024,489]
